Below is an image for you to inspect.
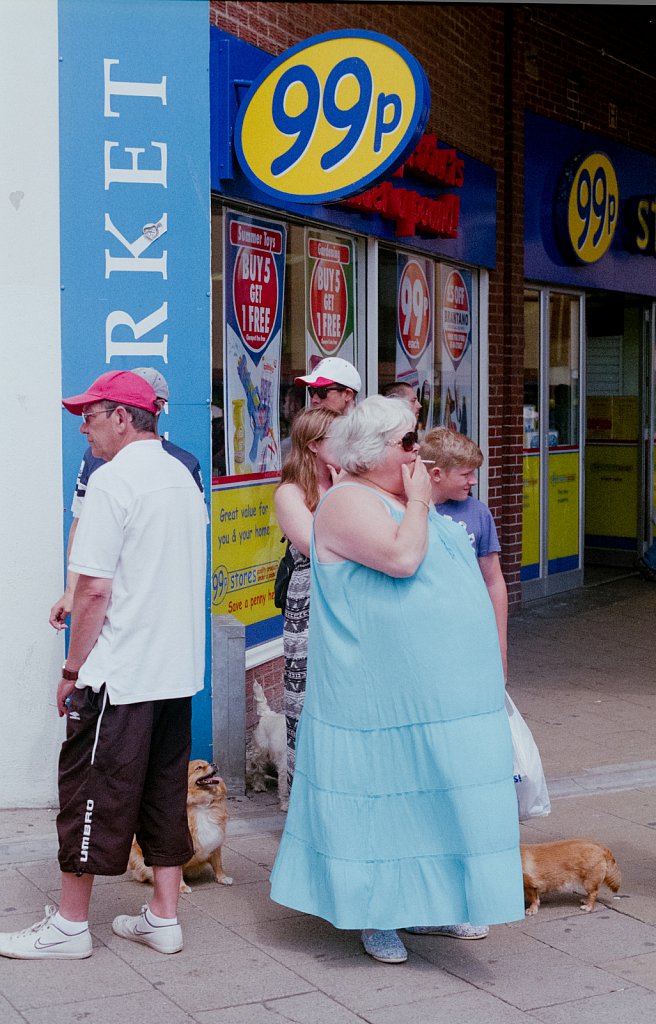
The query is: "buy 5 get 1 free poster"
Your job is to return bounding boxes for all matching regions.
[223,209,287,478]
[305,230,357,370]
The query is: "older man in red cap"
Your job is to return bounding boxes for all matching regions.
[0,371,207,960]
[49,366,205,631]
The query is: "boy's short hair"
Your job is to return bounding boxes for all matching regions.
[420,427,484,471]
[381,381,416,399]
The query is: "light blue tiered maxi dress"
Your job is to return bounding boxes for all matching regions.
[270,484,525,930]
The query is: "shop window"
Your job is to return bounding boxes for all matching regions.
[211,203,364,480]
[210,201,364,649]
[377,247,479,440]
[210,200,226,479]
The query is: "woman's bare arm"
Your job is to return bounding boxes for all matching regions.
[315,464,432,578]
[274,484,314,557]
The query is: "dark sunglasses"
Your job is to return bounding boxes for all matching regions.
[308,384,347,399]
[386,429,419,452]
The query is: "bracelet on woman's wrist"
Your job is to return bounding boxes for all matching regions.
[409,498,430,510]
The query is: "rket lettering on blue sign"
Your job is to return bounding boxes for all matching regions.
[103,59,169,363]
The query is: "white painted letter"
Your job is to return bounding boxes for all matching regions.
[106,302,169,362]
[104,59,167,118]
[104,213,168,277]
[104,142,167,188]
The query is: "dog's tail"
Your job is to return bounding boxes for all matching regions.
[603,849,621,893]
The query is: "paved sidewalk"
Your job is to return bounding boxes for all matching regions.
[1,574,655,1023]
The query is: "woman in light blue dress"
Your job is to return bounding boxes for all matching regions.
[269,396,524,963]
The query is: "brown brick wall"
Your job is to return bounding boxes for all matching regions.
[490,9,525,604]
[520,6,656,152]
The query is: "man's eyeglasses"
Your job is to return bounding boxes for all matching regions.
[308,384,347,399]
[386,430,419,452]
[81,408,113,425]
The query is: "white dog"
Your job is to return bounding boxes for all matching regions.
[245,681,288,811]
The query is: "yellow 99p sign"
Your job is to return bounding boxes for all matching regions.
[234,30,430,204]
[559,152,619,264]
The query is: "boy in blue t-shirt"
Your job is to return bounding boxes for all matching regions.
[419,427,508,681]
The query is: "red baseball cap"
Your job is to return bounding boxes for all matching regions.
[62,370,158,415]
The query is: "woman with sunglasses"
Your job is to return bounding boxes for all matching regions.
[270,395,524,964]
[274,407,341,796]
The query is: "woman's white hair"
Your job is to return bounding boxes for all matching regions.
[328,395,416,474]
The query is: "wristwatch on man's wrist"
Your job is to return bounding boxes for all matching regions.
[61,665,79,682]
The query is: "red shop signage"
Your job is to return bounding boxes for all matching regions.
[338,133,464,238]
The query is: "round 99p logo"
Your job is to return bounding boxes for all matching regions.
[398,260,430,361]
[235,30,430,203]
[557,151,619,265]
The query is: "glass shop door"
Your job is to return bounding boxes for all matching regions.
[522,288,584,599]
[584,295,654,570]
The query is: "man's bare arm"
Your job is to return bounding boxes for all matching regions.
[57,575,112,715]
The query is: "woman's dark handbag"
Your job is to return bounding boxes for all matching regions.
[274,540,295,612]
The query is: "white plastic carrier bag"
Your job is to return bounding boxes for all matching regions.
[505,692,551,820]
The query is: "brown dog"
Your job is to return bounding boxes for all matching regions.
[129,760,233,894]
[521,839,621,915]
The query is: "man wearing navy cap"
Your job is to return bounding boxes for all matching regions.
[0,370,206,960]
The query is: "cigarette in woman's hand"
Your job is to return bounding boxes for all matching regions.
[420,459,435,463]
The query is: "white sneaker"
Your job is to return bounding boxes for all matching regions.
[0,905,92,959]
[112,905,182,954]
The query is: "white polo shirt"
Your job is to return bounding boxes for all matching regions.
[69,439,207,705]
